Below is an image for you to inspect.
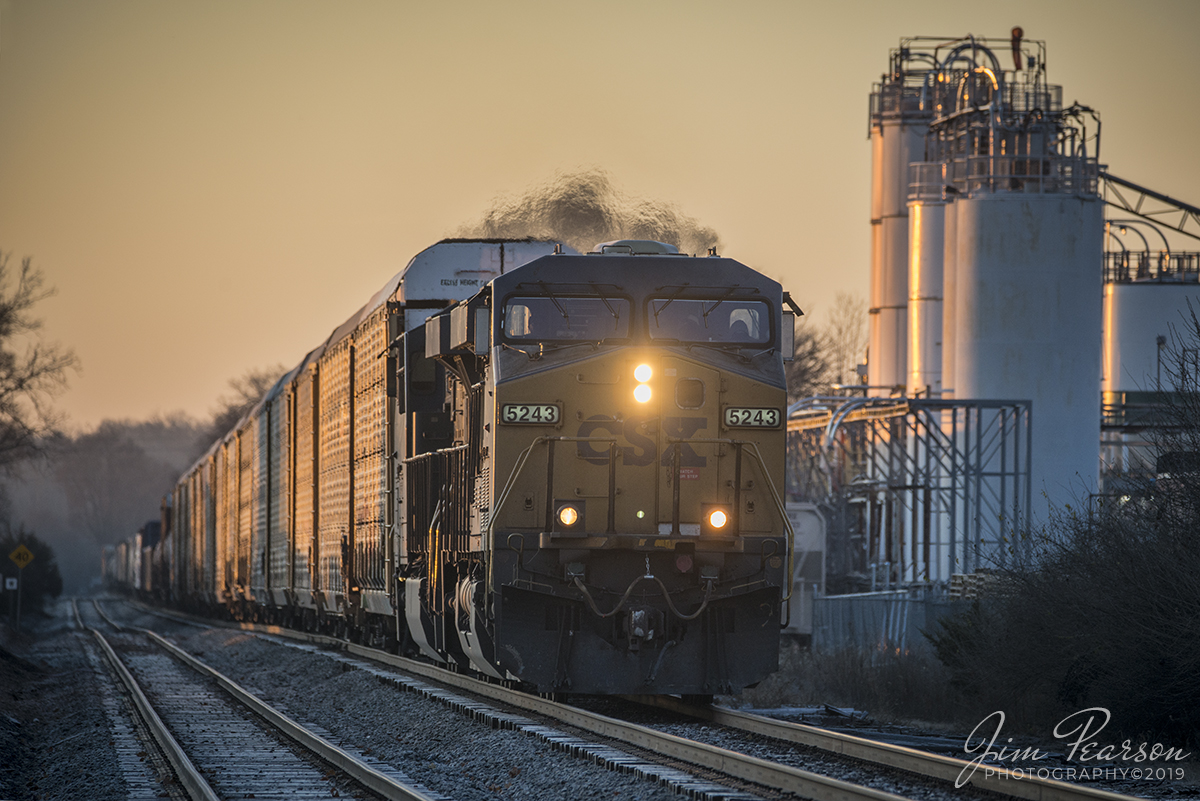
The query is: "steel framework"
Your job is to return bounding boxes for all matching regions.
[786,397,1031,588]
[1101,172,1200,242]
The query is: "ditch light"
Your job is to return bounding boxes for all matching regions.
[554,500,585,532]
[701,503,732,536]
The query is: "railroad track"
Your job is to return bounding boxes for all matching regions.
[121,599,1145,801]
[72,598,445,801]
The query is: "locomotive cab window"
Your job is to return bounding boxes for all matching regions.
[503,296,630,341]
[648,298,771,345]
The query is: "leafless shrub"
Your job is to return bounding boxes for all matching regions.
[927,307,1200,745]
[736,641,961,725]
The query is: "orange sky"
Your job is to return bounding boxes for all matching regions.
[1,0,1197,430]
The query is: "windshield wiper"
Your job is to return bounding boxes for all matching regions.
[537,340,601,357]
[537,282,570,327]
[590,282,621,327]
[652,285,690,322]
[501,342,544,361]
[702,287,738,325]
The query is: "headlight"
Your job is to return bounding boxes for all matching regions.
[634,363,652,403]
[701,503,732,536]
[553,500,584,533]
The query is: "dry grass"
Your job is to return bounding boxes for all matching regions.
[731,640,964,727]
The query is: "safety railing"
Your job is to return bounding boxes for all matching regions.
[909,154,1099,201]
[1104,251,1200,283]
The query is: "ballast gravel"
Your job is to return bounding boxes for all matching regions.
[115,602,688,801]
[0,600,166,801]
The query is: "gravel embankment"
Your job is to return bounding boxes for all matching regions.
[0,599,168,801]
[108,599,1200,801]
[113,600,699,801]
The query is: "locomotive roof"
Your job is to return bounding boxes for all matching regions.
[490,253,782,298]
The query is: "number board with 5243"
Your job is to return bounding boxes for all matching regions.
[723,407,781,428]
[501,404,561,425]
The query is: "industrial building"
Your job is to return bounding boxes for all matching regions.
[790,32,1200,591]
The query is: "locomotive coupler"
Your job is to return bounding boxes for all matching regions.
[624,606,664,652]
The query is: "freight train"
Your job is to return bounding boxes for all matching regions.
[108,238,802,695]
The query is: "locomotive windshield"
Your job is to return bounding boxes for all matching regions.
[504,296,630,341]
[648,298,771,345]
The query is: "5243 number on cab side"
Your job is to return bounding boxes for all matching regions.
[501,404,560,424]
[723,407,781,428]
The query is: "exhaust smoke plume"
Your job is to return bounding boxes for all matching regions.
[457,169,720,255]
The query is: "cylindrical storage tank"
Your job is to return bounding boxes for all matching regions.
[1101,281,1200,483]
[1103,282,1200,393]
[868,101,928,395]
[907,199,945,395]
[941,199,958,395]
[954,194,1104,519]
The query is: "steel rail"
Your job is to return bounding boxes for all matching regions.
[142,629,440,801]
[133,605,909,801]
[98,601,440,801]
[134,602,1143,801]
[346,643,914,801]
[84,619,219,801]
[91,598,125,631]
[622,695,1142,801]
[125,604,927,801]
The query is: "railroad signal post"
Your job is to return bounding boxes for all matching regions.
[9,544,33,630]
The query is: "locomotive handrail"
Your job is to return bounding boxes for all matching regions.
[486,434,620,618]
[489,435,621,536]
[665,437,795,604]
[401,443,470,464]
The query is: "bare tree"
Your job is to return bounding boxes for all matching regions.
[786,322,829,403]
[53,422,177,548]
[821,292,867,387]
[199,364,287,447]
[0,253,78,470]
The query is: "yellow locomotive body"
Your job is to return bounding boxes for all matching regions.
[420,244,798,693]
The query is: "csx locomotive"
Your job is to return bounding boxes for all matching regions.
[122,238,800,695]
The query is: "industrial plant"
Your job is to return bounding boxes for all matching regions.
[787,31,1200,599]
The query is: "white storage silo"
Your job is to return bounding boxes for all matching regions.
[954,194,1104,517]
[941,199,958,394]
[1104,281,1200,394]
[907,198,945,395]
[869,67,931,395]
[1102,279,1200,481]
